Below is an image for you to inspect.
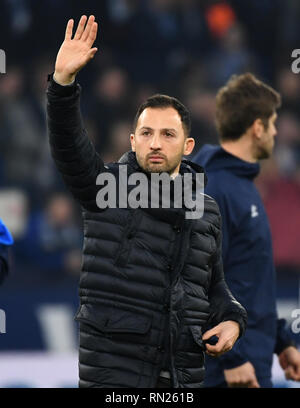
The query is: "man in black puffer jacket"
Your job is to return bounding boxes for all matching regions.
[46,15,247,388]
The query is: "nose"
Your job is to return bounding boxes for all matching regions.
[150,132,162,150]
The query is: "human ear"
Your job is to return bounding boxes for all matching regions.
[183,137,195,156]
[130,133,136,151]
[253,119,264,139]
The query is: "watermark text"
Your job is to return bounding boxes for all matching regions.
[0,309,6,334]
[0,49,6,74]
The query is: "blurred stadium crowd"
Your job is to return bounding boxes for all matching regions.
[0,0,300,289]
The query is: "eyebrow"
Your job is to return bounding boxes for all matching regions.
[139,126,178,133]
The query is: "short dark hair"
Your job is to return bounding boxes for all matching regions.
[215,73,281,141]
[133,94,191,137]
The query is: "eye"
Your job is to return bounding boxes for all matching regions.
[142,131,150,136]
[165,132,173,137]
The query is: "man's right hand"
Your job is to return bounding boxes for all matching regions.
[54,15,98,86]
[224,362,260,388]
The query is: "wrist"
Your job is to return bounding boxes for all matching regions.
[275,338,297,356]
[47,72,78,97]
[279,345,297,356]
[53,71,76,86]
[222,355,249,370]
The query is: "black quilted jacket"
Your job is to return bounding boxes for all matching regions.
[46,75,247,388]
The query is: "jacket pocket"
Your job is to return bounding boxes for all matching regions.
[189,325,205,351]
[75,303,152,343]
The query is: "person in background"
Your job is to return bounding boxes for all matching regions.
[14,193,82,285]
[0,219,14,284]
[193,73,300,388]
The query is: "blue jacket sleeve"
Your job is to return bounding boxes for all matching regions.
[207,207,247,339]
[0,219,13,246]
[0,244,9,284]
[274,317,297,355]
[205,187,249,369]
[0,219,13,284]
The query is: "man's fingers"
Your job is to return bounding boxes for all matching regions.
[285,366,293,379]
[227,377,260,388]
[87,22,98,47]
[202,328,218,341]
[228,380,251,388]
[294,364,300,380]
[74,15,87,40]
[81,15,95,42]
[205,342,223,353]
[291,363,300,380]
[230,381,260,388]
[249,379,260,388]
[205,338,229,356]
[285,365,300,380]
[65,19,74,40]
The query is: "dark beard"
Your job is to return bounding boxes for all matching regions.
[142,162,179,175]
[257,147,272,160]
[136,154,180,176]
[136,150,183,176]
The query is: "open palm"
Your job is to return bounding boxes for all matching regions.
[54,15,98,85]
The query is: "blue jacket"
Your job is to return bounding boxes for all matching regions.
[193,145,294,386]
[0,219,13,284]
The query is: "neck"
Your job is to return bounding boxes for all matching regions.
[170,162,181,179]
[170,171,179,179]
[221,136,257,163]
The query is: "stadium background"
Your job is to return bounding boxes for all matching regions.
[0,0,300,388]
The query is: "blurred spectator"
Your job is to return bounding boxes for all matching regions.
[184,89,218,156]
[273,112,300,176]
[13,193,82,286]
[111,0,183,84]
[179,0,213,58]
[257,157,300,271]
[279,0,300,54]
[89,67,132,155]
[205,0,236,39]
[103,119,132,163]
[0,67,45,194]
[205,22,257,88]
[229,0,282,81]
[276,68,300,117]
[27,57,68,199]
[255,108,300,275]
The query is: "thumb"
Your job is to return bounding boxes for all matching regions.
[87,47,98,59]
[285,365,296,380]
[78,48,98,70]
[295,362,300,377]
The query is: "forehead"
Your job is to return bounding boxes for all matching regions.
[136,107,183,131]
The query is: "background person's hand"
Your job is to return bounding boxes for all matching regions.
[64,249,82,277]
[224,362,260,388]
[202,320,240,357]
[54,15,98,85]
[278,346,300,381]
